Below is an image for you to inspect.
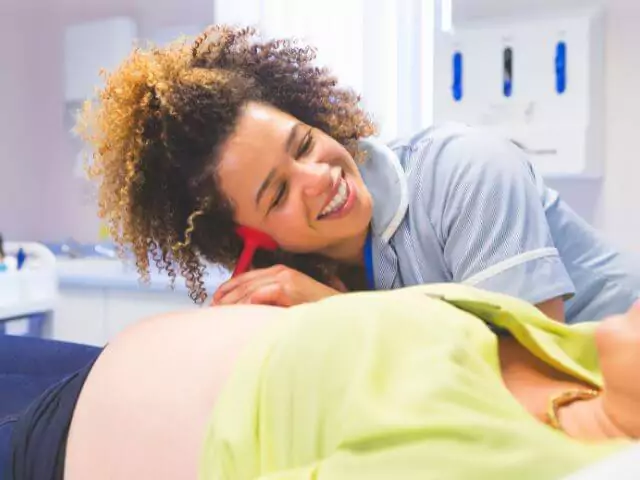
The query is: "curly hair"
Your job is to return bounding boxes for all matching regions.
[77,25,376,303]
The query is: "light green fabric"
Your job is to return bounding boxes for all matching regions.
[200,284,630,480]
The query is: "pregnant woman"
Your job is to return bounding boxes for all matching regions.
[4,284,639,479]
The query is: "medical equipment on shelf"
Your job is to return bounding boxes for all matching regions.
[433,8,604,177]
[0,242,58,337]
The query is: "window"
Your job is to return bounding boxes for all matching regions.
[214,0,435,140]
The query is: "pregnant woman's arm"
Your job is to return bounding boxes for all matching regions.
[592,303,640,439]
[527,302,640,442]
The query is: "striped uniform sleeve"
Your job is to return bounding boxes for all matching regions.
[432,130,575,305]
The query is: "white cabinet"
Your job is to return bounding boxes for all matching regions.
[53,288,108,346]
[50,258,226,345]
[52,287,199,346]
[64,17,138,102]
[434,9,605,177]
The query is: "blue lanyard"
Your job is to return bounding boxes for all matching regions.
[363,230,375,290]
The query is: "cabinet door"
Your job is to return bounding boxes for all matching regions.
[52,288,108,346]
[104,289,198,341]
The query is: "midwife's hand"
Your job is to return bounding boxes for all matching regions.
[211,265,343,307]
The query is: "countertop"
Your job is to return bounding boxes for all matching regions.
[56,257,230,293]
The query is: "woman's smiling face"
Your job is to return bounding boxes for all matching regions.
[216,102,373,262]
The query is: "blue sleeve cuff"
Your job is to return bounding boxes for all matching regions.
[464,253,575,306]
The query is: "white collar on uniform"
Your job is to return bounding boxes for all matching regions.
[357,137,409,243]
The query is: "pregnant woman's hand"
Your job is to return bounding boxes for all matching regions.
[211,265,344,307]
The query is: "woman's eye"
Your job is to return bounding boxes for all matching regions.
[296,129,314,158]
[271,182,287,209]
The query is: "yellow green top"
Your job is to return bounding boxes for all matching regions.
[200,284,629,479]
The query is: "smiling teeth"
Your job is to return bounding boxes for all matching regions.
[320,179,348,217]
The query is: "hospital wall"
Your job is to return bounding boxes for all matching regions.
[1,0,640,253]
[0,0,211,243]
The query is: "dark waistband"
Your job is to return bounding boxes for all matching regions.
[8,358,98,480]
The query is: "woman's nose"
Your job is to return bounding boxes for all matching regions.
[298,162,332,197]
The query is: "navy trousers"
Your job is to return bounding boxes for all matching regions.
[0,335,101,475]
